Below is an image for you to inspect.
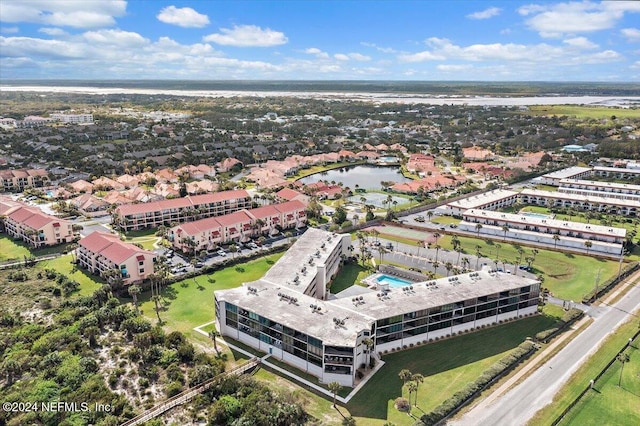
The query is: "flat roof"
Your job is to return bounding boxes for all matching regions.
[447,189,518,210]
[542,166,592,180]
[216,267,539,347]
[593,166,640,175]
[261,227,347,294]
[330,269,539,320]
[217,279,374,347]
[559,179,640,193]
[521,188,640,208]
[464,209,626,238]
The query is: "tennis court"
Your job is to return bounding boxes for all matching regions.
[366,224,438,243]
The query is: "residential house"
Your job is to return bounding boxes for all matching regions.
[4,206,74,247]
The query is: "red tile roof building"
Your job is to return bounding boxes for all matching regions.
[113,190,252,232]
[77,231,156,285]
[3,205,74,248]
[0,169,49,192]
[170,200,307,253]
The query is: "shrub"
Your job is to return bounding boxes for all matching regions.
[166,381,184,397]
[394,397,410,412]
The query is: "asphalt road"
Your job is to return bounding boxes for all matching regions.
[450,271,640,426]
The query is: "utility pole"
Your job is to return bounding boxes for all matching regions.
[594,268,601,302]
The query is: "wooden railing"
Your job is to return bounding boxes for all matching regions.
[120,357,260,426]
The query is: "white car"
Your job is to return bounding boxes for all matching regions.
[217,250,227,257]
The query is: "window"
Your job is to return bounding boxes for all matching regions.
[139,261,144,266]
[139,269,144,274]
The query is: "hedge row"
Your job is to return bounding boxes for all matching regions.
[419,341,537,426]
[534,308,584,343]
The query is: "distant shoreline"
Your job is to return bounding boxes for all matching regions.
[1,84,639,107]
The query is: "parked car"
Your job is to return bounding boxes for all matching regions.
[386,243,394,250]
[217,249,227,257]
[414,216,425,222]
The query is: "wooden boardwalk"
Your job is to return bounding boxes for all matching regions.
[120,358,260,426]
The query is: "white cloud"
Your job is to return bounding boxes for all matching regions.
[83,29,148,47]
[361,42,397,54]
[467,7,502,20]
[203,25,287,47]
[157,6,209,28]
[437,64,473,71]
[38,27,67,36]
[622,28,640,42]
[520,1,640,38]
[500,28,512,35]
[334,52,371,61]
[0,26,19,34]
[0,0,126,28]
[304,47,329,58]
[563,37,598,49]
[631,61,640,69]
[398,38,622,66]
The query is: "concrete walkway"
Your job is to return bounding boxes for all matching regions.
[193,322,385,404]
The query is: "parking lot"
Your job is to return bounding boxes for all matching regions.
[156,231,304,276]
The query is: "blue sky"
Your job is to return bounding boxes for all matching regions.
[1,1,639,81]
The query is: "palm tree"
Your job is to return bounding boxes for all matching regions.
[435,244,441,263]
[411,373,424,407]
[475,223,483,237]
[584,240,593,255]
[617,352,630,387]
[229,243,238,259]
[553,234,560,249]
[128,284,142,314]
[209,330,221,355]
[427,211,433,221]
[502,225,510,242]
[433,232,441,245]
[451,235,460,251]
[462,256,471,272]
[455,247,463,266]
[416,240,425,257]
[377,245,388,264]
[399,369,412,386]
[475,245,482,270]
[444,261,453,277]
[407,382,418,413]
[362,338,374,369]
[328,381,342,408]
[495,243,501,260]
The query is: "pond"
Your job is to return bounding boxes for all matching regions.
[298,165,411,190]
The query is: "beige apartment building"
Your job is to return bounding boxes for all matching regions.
[77,231,156,285]
[113,190,252,232]
[3,205,74,248]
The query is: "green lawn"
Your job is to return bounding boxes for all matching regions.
[38,254,104,296]
[330,263,371,293]
[436,234,619,301]
[137,253,284,336]
[560,344,639,426]
[531,319,640,425]
[430,216,462,225]
[0,236,68,262]
[348,313,561,426]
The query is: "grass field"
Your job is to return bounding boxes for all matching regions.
[347,313,561,426]
[435,233,619,301]
[0,236,68,262]
[330,263,371,293]
[530,319,640,425]
[559,343,639,426]
[137,252,284,337]
[527,105,640,120]
[368,226,620,301]
[39,254,104,296]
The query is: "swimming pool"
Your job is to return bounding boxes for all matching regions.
[520,212,554,219]
[376,274,412,288]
